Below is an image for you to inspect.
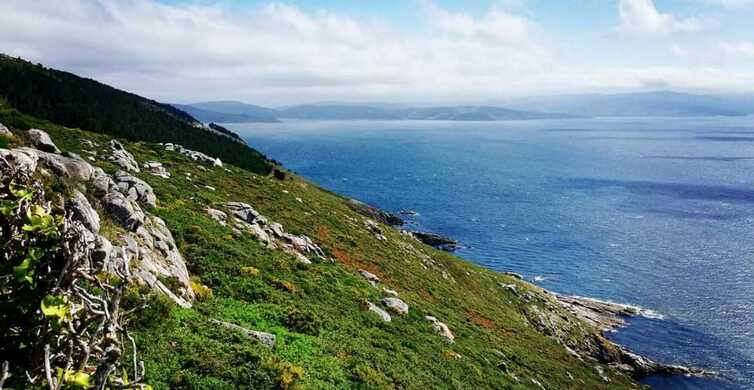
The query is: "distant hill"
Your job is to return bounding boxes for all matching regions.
[188,100,280,122]
[276,103,574,121]
[505,91,751,117]
[0,54,271,173]
[172,103,279,123]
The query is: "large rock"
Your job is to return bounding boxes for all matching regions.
[68,190,100,233]
[133,216,194,302]
[106,140,139,172]
[92,167,115,195]
[207,208,228,226]
[426,316,455,343]
[359,269,380,286]
[17,147,95,181]
[368,302,392,322]
[382,297,409,315]
[27,129,60,153]
[103,190,145,231]
[114,170,157,207]
[0,148,38,174]
[210,319,275,348]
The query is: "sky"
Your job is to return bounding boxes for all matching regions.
[1,0,754,105]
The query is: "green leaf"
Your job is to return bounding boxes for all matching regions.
[61,370,91,389]
[41,294,71,326]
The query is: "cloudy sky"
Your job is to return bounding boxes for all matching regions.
[1,0,754,105]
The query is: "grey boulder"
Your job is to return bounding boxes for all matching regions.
[68,190,100,233]
[27,129,60,153]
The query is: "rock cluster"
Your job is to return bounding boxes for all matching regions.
[114,170,157,207]
[207,202,326,265]
[164,143,222,167]
[1,133,194,308]
[105,139,140,172]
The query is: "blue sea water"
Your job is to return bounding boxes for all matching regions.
[228,117,754,389]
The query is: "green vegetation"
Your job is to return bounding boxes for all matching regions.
[0,55,271,174]
[0,56,642,388]
[0,117,640,389]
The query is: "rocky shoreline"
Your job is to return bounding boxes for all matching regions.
[553,294,715,379]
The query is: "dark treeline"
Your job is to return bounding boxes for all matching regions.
[0,55,271,174]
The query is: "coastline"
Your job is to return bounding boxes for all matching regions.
[350,198,714,382]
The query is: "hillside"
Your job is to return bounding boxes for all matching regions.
[0,61,707,389]
[0,55,271,174]
[0,106,646,390]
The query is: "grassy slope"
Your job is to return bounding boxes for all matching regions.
[1,106,638,389]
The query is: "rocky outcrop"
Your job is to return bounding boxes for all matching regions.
[364,219,387,241]
[164,143,222,167]
[382,297,409,315]
[426,316,455,343]
[210,320,276,348]
[411,231,459,251]
[347,199,404,226]
[215,202,326,265]
[143,161,170,178]
[0,122,12,137]
[114,170,157,207]
[27,129,60,153]
[105,140,140,172]
[4,141,192,308]
[525,291,713,380]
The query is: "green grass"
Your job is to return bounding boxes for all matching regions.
[0,109,640,389]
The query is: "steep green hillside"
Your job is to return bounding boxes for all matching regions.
[0,104,644,389]
[0,55,271,174]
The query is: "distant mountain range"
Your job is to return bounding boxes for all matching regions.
[173,101,280,123]
[503,91,754,117]
[175,91,754,124]
[174,101,575,122]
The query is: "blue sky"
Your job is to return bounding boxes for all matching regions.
[2,0,754,104]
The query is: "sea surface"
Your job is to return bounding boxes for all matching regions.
[228,118,754,389]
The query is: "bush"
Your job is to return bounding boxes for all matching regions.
[285,308,322,336]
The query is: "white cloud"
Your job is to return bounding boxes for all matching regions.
[704,0,754,9]
[420,0,534,43]
[0,0,750,104]
[618,0,702,36]
[721,41,754,58]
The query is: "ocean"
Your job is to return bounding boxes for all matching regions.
[228,117,754,389]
